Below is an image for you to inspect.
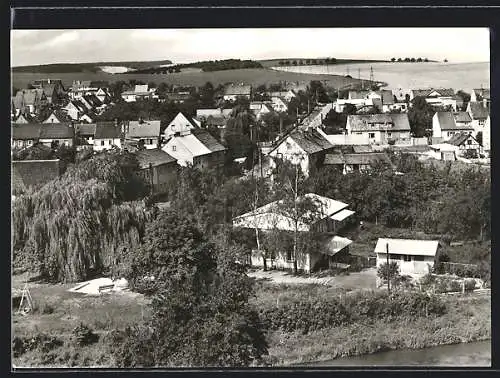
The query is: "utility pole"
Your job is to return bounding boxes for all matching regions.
[386,242,391,294]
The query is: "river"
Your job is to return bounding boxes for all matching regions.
[271,62,490,92]
[303,340,491,367]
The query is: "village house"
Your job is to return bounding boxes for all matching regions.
[268,90,297,102]
[43,109,73,124]
[162,112,201,140]
[70,80,110,100]
[324,147,392,174]
[410,88,457,110]
[447,132,483,157]
[375,238,440,277]
[62,99,91,121]
[345,113,411,145]
[123,119,162,149]
[196,108,232,120]
[204,115,228,129]
[453,111,473,129]
[432,111,474,142]
[267,128,334,177]
[223,84,252,102]
[470,87,490,109]
[162,128,226,169]
[12,123,42,149]
[38,123,75,148]
[250,102,274,120]
[165,92,191,104]
[232,193,355,273]
[93,122,122,152]
[121,84,155,102]
[467,101,490,137]
[134,149,178,194]
[335,90,394,113]
[32,79,66,104]
[13,113,35,124]
[427,143,457,161]
[270,97,289,113]
[13,89,48,116]
[75,123,97,149]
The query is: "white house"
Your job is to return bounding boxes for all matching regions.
[345,113,411,145]
[270,97,289,113]
[375,238,440,277]
[121,84,155,102]
[447,132,483,157]
[410,88,457,110]
[267,128,334,177]
[269,90,296,102]
[162,128,226,169]
[93,122,122,152]
[432,112,474,141]
[250,102,274,120]
[467,101,490,138]
[162,112,200,140]
[232,193,355,273]
[62,99,88,121]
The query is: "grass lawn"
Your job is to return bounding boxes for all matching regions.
[12,68,365,91]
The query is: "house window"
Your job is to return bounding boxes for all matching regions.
[448,131,455,137]
[109,140,112,144]
[467,140,472,145]
[101,140,105,146]
[369,133,375,139]
[149,139,153,145]
[414,255,424,261]
[387,132,392,138]
[172,145,177,151]
[403,255,412,262]
[286,250,293,262]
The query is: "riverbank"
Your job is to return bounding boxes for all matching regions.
[265,294,490,366]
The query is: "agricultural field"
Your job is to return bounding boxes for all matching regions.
[12,68,365,91]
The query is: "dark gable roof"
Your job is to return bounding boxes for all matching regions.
[473,88,490,100]
[224,84,252,96]
[83,94,103,107]
[191,129,226,153]
[75,123,97,136]
[453,111,472,123]
[12,123,42,139]
[468,102,489,120]
[412,88,455,98]
[39,123,75,139]
[134,149,177,169]
[127,120,161,138]
[206,115,227,126]
[436,112,473,130]
[348,90,369,100]
[71,99,88,113]
[380,90,394,105]
[348,114,410,132]
[94,122,122,139]
[325,152,391,166]
[289,129,334,154]
[448,132,476,147]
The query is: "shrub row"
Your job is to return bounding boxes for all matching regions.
[12,334,63,357]
[259,291,446,333]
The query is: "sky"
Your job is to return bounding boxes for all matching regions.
[11,28,490,67]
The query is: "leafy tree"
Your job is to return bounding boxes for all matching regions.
[408,96,435,137]
[391,58,396,62]
[377,261,400,284]
[397,58,402,62]
[476,131,483,146]
[111,210,268,367]
[456,90,471,110]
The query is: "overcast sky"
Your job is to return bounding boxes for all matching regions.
[11,28,490,67]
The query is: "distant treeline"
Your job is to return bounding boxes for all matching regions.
[390,57,434,63]
[11,60,173,74]
[128,59,264,74]
[275,58,388,66]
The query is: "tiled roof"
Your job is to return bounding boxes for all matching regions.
[39,123,75,139]
[348,90,369,100]
[134,149,177,169]
[436,112,473,131]
[374,238,439,257]
[447,132,475,147]
[83,94,103,108]
[191,129,226,153]
[287,129,334,154]
[380,90,394,105]
[12,123,42,140]
[412,88,455,98]
[468,102,489,120]
[205,115,227,127]
[325,152,391,166]
[472,88,490,100]
[348,113,410,132]
[127,120,161,138]
[94,122,121,139]
[453,111,472,123]
[224,84,251,96]
[75,123,97,136]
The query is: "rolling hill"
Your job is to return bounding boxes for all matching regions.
[11,60,173,74]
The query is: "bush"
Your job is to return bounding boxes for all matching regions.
[464,279,476,292]
[449,280,462,293]
[72,323,99,346]
[12,333,64,357]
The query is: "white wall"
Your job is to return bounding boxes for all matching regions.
[162,138,194,166]
[93,138,121,152]
[376,253,434,276]
[268,137,310,176]
[163,113,196,139]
